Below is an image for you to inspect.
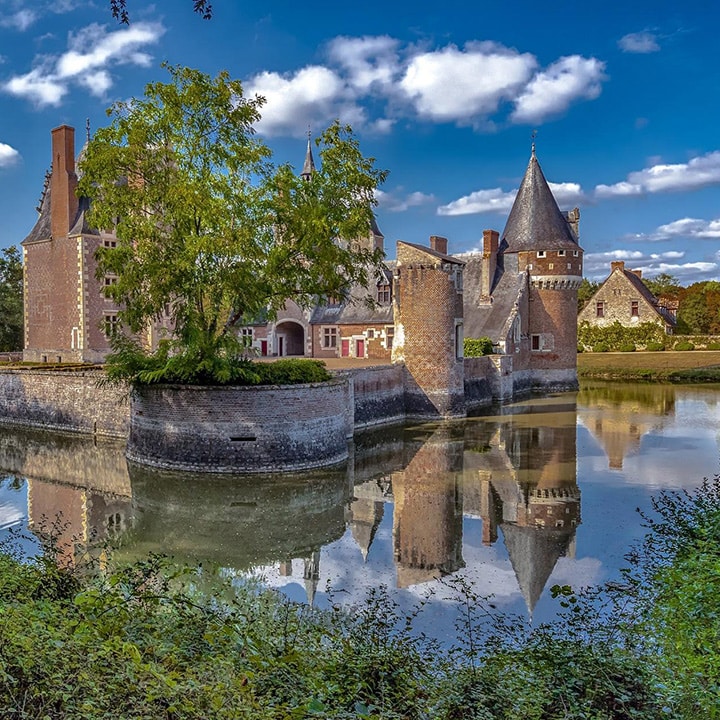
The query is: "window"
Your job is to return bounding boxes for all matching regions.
[455,321,464,359]
[103,239,117,248]
[537,250,546,258]
[377,283,391,303]
[531,334,540,351]
[558,249,566,257]
[366,329,375,339]
[567,263,572,269]
[103,313,119,338]
[104,274,118,286]
[631,301,639,317]
[596,301,605,318]
[573,250,579,257]
[323,327,337,348]
[385,326,395,349]
[548,263,554,270]
[325,294,342,307]
[241,327,253,347]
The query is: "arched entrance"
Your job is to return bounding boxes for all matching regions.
[275,321,305,356]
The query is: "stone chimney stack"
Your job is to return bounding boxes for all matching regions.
[429,235,448,255]
[481,229,499,299]
[630,269,642,279]
[50,125,78,239]
[611,261,625,273]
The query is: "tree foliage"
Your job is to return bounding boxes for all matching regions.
[110,0,212,24]
[676,281,720,334]
[0,246,23,352]
[577,277,600,313]
[78,65,387,385]
[463,337,494,357]
[642,272,682,299]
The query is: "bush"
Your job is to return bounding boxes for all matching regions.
[705,341,720,350]
[644,341,665,351]
[592,342,610,353]
[578,320,665,352]
[463,337,494,357]
[618,342,636,352]
[253,359,331,385]
[674,340,695,351]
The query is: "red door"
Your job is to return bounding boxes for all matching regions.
[260,340,267,356]
[341,339,350,357]
[356,339,365,358]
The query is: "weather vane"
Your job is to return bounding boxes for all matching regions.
[86,118,91,143]
[531,129,537,156]
[307,124,311,142]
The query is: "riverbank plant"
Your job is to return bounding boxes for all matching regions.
[3,477,720,718]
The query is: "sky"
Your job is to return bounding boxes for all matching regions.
[0,0,719,283]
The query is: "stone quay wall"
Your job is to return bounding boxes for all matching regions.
[126,378,354,473]
[343,364,406,429]
[0,369,129,437]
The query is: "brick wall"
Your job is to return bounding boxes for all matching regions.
[344,365,405,429]
[0,369,129,437]
[127,378,353,472]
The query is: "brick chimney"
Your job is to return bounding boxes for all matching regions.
[610,261,625,273]
[481,229,499,299]
[50,125,78,239]
[429,235,448,255]
[630,269,642,279]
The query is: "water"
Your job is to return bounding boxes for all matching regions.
[1,381,718,641]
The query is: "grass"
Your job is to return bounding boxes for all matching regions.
[577,350,720,382]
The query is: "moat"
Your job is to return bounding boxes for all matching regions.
[1,380,718,639]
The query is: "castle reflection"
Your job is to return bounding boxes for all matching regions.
[1,393,586,614]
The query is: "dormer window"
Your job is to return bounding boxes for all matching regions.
[377,283,391,304]
[558,250,566,257]
[537,250,546,258]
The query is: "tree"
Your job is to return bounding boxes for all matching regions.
[78,64,387,384]
[110,0,212,23]
[676,281,720,335]
[577,278,599,313]
[643,272,682,299]
[0,245,23,352]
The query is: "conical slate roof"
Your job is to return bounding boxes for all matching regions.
[501,150,578,253]
[301,137,315,180]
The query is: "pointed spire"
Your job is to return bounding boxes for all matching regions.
[300,126,315,181]
[501,148,578,253]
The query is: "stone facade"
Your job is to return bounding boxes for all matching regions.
[578,260,676,334]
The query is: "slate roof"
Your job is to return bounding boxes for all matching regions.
[461,253,525,340]
[22,184,53,245]
[501,151,580,253]
[301,138,315,179]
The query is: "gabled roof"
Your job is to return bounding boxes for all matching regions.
[397,240,465,265]
[501,150,579,253]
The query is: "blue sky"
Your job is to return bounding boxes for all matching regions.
[0,0,719,282]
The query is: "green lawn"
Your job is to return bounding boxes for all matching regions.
[577,350,720,381]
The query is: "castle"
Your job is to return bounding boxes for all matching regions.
[22,126,583,413]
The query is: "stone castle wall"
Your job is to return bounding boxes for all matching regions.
[0,369,129,437]
[344,364,405,429]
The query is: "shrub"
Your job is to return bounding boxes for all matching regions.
[577,345,584,353]
[592,342,610,353]
[673,340,695,351]
[644,341,665,351]
[463,337,494,357]
[253,359,331,385]
[618,342,636,352]
[705,341,720,350]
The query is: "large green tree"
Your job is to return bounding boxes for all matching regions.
[78,65,387,384]
[0,246,23,352]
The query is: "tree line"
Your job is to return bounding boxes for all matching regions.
[578,272,720,335]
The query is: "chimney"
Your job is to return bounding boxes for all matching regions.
[50,125,78,239]
[481,229,499,299]
[429,235,448,255]
[564,207,580,241]
[630,269,642,279]
[611,261,625,273]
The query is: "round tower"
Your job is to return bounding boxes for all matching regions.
[500,147,583,389]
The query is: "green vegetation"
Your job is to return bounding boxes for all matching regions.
[577,277,600,313]
[673,340,695,351]
[463,337,494,357]
[0,246,23,352]
[79,65,386,387]
[578,320,665,352]
[4,477,720,718]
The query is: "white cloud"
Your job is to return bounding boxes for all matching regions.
[3,21,164,107]
[400,42,537,124]
[583,249,717,283]
[437,179,585,217]
[511,56,607,124]
[0,142,20,167]
[327,35,400,92]
[596,152,720,198]
[438,187,516,216]
[247,66,364,137]
[376,188,436,213]
[0,8,37,31]
[627,217,720,242]
[618,32,660,53]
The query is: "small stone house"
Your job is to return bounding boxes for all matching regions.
[578,261,676,334]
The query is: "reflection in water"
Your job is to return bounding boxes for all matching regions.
[578,382,675,470]
[3,382,719,625]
